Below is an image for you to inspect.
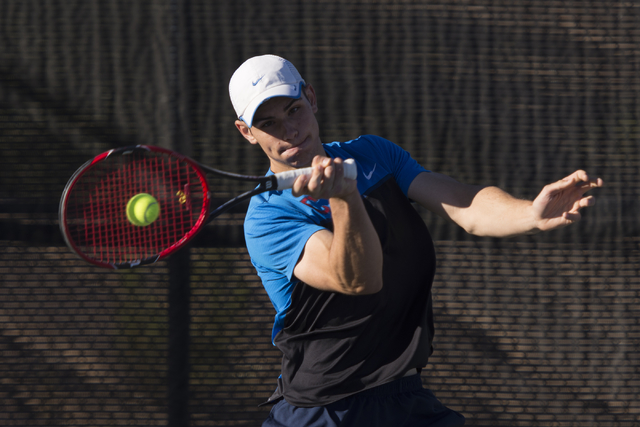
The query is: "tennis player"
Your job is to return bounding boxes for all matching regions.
[229,54,603,427]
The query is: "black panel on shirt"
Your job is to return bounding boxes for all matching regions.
[273,177,436,407]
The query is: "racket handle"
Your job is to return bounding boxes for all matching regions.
[275,158,357,190]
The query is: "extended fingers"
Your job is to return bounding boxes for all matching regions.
[564,169,590,183]
[546,170,603,195]
[579,195,596,213]
[564,170,604,187]
[578,194,596,208]
[580,177,604,190]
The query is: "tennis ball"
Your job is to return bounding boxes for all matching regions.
[126,193,160,226]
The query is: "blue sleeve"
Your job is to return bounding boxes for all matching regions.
[366,135,427,194]
[325,135,427,196]
[245,200,324,282]
[244,197,325,313]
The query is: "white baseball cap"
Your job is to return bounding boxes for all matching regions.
[229,55,306,128]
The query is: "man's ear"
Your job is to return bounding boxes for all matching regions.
[235,120,258,144]
[304,84,318,113]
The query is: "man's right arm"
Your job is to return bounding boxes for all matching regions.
[291,156,383,295]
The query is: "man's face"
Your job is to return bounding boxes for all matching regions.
[235,85,324,173]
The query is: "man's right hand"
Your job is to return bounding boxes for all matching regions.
[291,156,358,200]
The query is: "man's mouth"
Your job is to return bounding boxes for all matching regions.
[282,137,309,155]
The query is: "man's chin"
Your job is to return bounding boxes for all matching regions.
[280,154,313,170]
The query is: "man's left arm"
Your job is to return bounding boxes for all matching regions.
[407,169,604,238]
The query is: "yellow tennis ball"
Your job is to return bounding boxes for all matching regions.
[126,193,160,226]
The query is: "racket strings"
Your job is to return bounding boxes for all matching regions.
[65,150,206,266]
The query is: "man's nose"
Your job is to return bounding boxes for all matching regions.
[282,120,298,141]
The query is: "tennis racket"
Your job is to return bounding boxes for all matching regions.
[59,145,357,269]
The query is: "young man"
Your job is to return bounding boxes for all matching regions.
[229,55,603,427]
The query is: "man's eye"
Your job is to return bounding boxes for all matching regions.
[260,120,274,128]
[289,107,299,115]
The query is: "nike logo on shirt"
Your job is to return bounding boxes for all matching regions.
[364,164,377,180]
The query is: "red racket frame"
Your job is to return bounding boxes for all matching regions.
[60,145,355,269]
[59,146,215,269]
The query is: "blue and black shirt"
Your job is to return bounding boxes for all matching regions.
[245,135,437,407]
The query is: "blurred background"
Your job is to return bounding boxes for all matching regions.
[1,0,638,426]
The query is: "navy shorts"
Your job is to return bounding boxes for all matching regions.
[262,374,465,427]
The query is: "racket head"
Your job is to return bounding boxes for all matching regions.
[59,145,211,269]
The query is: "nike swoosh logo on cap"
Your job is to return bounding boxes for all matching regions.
[252,76,264,86]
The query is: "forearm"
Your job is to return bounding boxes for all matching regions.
[292,157,384,295]
[461,186,539,237]
[327,192,384,294]
[408,172,541,238]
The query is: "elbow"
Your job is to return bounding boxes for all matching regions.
[457,218,481,236]
[447,209,481,236]
[364,280,383,295]
[456,215,495,237]
[462,223,500,238]
[340,275,383,296]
